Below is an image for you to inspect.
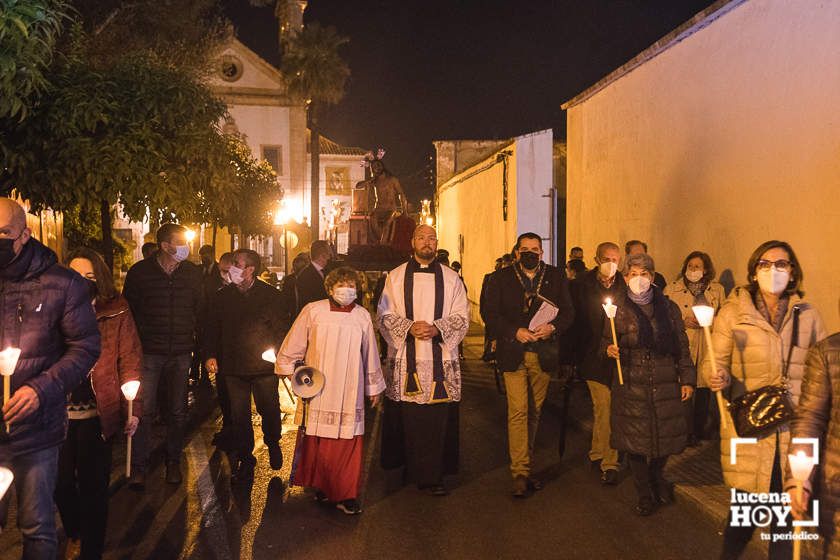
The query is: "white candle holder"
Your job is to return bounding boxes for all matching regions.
[602,298,623,385]
[692,305,728,429]
[120,380,141,478]
[0,466,12,500]
[788,450,816,560]
[0,347,21,405]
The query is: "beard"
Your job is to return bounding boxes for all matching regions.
[414,247,435,260]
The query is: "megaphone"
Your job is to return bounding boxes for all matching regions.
[291,365,325,399]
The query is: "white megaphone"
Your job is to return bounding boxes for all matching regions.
[290,365,325,399]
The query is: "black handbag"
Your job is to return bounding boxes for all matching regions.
[727,305,799,438]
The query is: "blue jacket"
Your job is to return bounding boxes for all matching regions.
[0,239,100,457]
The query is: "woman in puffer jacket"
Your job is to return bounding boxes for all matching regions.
[787,332,840,560]
[604,252,696,516]
[664,251,726,445]
[706,240,826,559]
[55,248,143,560]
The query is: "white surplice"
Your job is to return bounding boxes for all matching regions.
[275,300,385,439]
[377,262,469,404]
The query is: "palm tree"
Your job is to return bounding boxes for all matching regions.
[281,23,349,239]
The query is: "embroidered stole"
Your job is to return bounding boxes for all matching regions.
[403,259,448,402]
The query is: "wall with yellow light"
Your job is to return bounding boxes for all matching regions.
[436,129,555,323]
[564,0,840,330]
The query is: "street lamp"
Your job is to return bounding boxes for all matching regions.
[274,203,290,277]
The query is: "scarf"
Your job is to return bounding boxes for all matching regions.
[754,290,790,333]
[403,258,447,402]
[625,287,680,358]
[627,285,654,306]
[684,277,708,299]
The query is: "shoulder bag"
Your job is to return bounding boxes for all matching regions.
[727,305,799,438]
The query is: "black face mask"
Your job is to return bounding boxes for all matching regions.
[85,278,98,300]
[0,234,22,268]
[519,251,540,270]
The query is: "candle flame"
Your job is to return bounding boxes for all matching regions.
[605,298,612,306]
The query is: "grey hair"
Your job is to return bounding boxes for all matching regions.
[623,252,655,275]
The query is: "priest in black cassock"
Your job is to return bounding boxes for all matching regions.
[377,225,469,496]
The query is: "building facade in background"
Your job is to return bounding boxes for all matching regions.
[434,129,564,322]
[562,0,840,330]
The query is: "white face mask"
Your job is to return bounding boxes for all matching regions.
[685,269,704,283]
[228,265,244,285]
[628,275,652,295]
[756,268,789,295]
[171,244,190,263]
[598,261,617,278]
[332,287,357,306]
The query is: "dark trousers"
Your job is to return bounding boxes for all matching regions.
[721,442,792,560]
[216,369,232,430]
[226,374,282,462]
[628,453,668,501]
[0,446,60,560]
[54,417,111,560]
[685,387,717,439]
[134,353,192,470]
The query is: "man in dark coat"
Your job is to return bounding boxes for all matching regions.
[292,240,333,319]
[278,252,311,322]
[484,232,574,497]
[203,249,287,483]
[0,198,101,558]
[123,223,203,488]
[625,240,667,290]
[570,241,626,484]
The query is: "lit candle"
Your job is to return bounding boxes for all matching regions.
[0,466,12,501]
[0,347,22,405]
[692,305,728,430]
[602,298,624,385]
[121,380,141,478]
[261,349,277,364]
[787,450,816,560]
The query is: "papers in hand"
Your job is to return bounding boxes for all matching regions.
[529,300,558,331]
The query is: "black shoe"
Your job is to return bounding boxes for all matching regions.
[420,484,449,497]
[165,462,182,485]
[527,477,543,492]
[314,490,329,503]
[636,496,656,516]
[512,475,529,498]
[653,479,675,505]
[267,443,283,470]
[336,499,362,515]
[600,469,619,485]
[128,471,146,491]
[588,458,602,472]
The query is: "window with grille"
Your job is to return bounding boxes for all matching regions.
[261,145,283,176]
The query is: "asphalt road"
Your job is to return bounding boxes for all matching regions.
[1,334,754,560]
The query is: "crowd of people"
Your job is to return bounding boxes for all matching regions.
[1,192,839,559]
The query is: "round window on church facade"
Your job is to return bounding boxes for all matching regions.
[219,55,244,82]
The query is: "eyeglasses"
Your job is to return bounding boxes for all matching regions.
[756,259,792,272]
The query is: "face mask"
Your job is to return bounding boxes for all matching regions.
[628,275,652,295]
[332,287,357,306]
[519,251,540,270]
[171,244,190,263]
[85,278,98,301]
[598,261,617,278]
[228,265,244,285]
[756,268,789,295]
[0,232,23,268]
[685,270,704,283]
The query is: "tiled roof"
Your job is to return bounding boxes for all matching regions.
[306,131,369,156]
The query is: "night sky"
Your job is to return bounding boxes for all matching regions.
[227,0,716,201]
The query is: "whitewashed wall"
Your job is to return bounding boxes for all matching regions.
[565,0,840,330]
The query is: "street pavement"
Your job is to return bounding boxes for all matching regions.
[0,327,761,560]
